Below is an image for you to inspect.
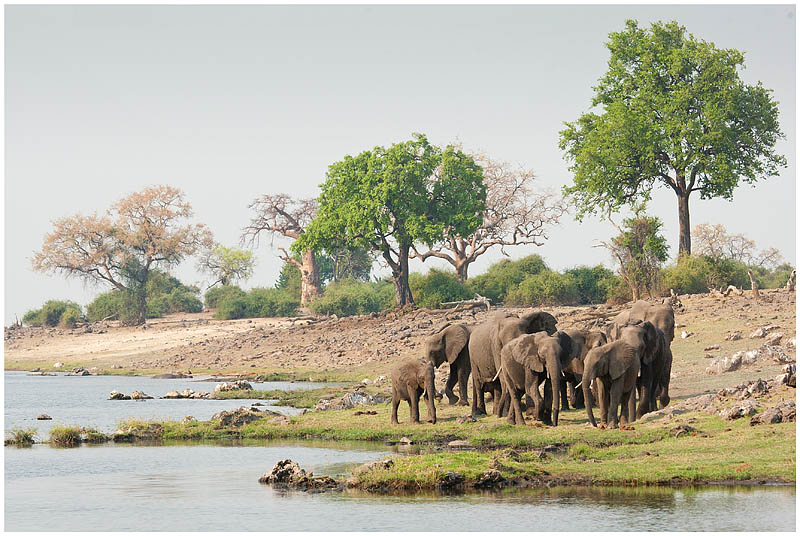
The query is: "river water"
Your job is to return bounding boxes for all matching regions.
[4,373,796,531]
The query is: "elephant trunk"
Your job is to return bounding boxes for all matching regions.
[583,361,597,427]
[424,362,437,424]
[546,353,562,426]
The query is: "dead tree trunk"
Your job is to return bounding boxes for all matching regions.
[786,269,796,292]
[299,249,322,307]
[747,269,760,299]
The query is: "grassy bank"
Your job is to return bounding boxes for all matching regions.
[89,384,796,489]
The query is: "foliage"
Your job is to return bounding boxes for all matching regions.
[5,427,36,446]
[408,269,471,308]
[198,244,256,287]
[560,19,786,255]
[749,263,795,289]
[660,255,750,294]
[308,279,395,317]
[49,426,81,447]
[505,270,580,306]
[204,285,246,309]
[31,300,83,328]
[59,307,82,328]
[295,133,486,306]
[693,223,783,269]
[564,265,622,304]
[465,254,548,303]
[213,288,299,319]
[599,212,669,300]
[411,148,566,281]
[32,185,213,325]
[21,308,43,327]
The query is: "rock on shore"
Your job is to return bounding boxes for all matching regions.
[258,459,340,491]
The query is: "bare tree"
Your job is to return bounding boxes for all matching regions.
[33,185,213,325]
[411,150,566,282]
[242,194,321,306]
[693,223,783,268]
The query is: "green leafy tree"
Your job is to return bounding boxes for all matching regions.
[560,19,786,255]
[295,134,486,306]
[197,244,256,288]
[598,211,669,300]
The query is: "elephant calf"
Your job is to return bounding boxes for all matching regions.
[390,357,437,425]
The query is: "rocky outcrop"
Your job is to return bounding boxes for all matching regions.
[109,390,131,400]
[213,381,253,393]
[36,414,52,420]
[151,372,192,379]
[437,471,465,490]
[112,423,163,442]
[718,400,760,420]
[131,391,153,400]
[315,391,388,411]
[66,367,91,376]
[705,344,795,374]
[474,469,506,489]
[161,389,212,399]
[258,459,341,491]
[211,406,280,427]
[750,400,796,425]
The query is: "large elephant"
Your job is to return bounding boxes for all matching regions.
[424,324,471,406]
[560,328,607,409]
[612,300,675,344]
[390,357,437,425]
[468,310,558,418]
[583,322,658,429]
[622,321,673,421]
[500,331,576,426]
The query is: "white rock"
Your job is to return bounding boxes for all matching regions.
[53,362,64,368]
[749,327,767,339]
[681,331,693,339]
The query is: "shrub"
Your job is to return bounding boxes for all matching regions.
[5,427,35,446]
[59,307,82,328]
[244,288,298,318]
[214,296,250,320]
[86,291,142,323]
[309,279,394,317]
[505,270,579,306]
[661,255,750,295]
[49,426,81,447]
[205,285,246,309]
[22,308,43,327]
[409,269,471,308]
[751,263,795,289]
[466,255,548,303]
[39,300,81,328]
[564,265,620,304]
[167,288,203,314]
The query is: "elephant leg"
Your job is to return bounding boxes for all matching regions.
[472,378,487,417]
[560,377,570,411]
[607,379,624,429]
[409,384,421,424]
[527,374,544,421]
[510,388,526,426]
[596,377,608,427]
[571,379,586,409]
[391,389,400,425]
[457,362,470,406]
[444,364,459,405]
[636,376,653,420]
[542,377,553,426]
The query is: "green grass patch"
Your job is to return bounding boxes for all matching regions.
[49,426,82,447]
[5,427,36,446]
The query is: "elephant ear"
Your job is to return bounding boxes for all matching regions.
[603,323,618,342]
[510,335,544,372]
[640,322,658,365]
[444,325,469,364]
[609,343,637,380]
[521,311,557,335]
[556,331,576,367]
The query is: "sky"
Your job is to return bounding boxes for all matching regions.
[4,4,796,324]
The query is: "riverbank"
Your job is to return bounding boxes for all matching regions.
[15,376,793,491]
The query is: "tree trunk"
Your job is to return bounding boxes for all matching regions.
[455,258,469,283]
[299,249,321,306]
[677,193,691,256]
[135,289,147,326]
[392,244,414,306]
[631,286,640,301]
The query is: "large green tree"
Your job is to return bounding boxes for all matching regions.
[294,134,486,306]
[560,19,786,255]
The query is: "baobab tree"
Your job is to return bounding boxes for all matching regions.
[411,151,565,282]
[32,185,213,325]
[242,194,321,306]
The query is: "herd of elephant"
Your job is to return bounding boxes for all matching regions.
[390,300,675,430]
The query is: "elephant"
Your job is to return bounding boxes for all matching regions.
[621,321,673,421]
[390,357,437,425]
[582,322,659,429]
[423,324,471,406]
[612,300,675,344]
[499,331,577,426]
[468,310,558,418]
[560,328,607,409]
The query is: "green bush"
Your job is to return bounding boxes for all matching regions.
[167,288,203,314]
[49,426,81,447]
[22,308,43,327]
[309,279,395,317]
[38,300,81,328]
[59,308,82,328]
[564,265,621,304]
[505,270,579,306]
[409,269,471,308]
[750,263,795,289]
[466,255,548,303]
[214,296,250,319]
[213,288,299,319]
[660,255,750,295]
[205,285,246,309]
[86,291,137,323]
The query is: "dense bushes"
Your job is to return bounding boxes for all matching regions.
[308,279,394,317]
[750,263,795,289]
[204,285,246,309]
[210,287,299,319]
[23,300,82,327]
[505,270,579,306]
[409,269,471,308]
[466,255,548,303]
[660,255,750,295]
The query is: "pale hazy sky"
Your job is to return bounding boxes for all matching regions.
[5,4,796,324]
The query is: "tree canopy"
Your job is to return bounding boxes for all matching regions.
[198,244,256,288]
[559,19,786,255]
[33,185,212,324]
[294,133,486,306]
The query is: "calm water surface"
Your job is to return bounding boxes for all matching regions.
[4,373,796,531]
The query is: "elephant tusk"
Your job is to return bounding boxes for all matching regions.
[492,366,503,382]
[574,381,582,390]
